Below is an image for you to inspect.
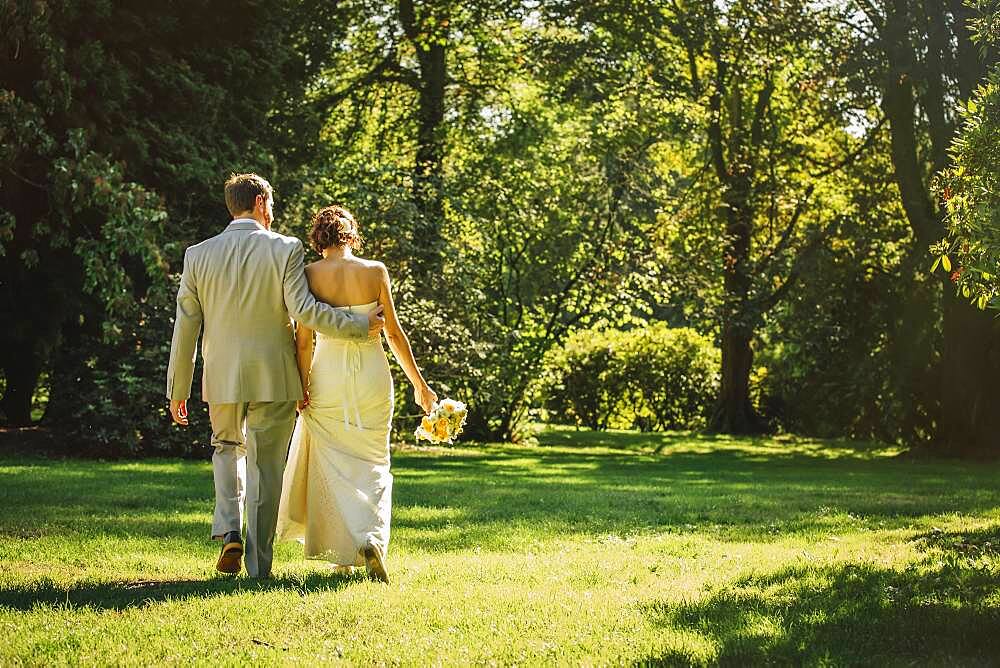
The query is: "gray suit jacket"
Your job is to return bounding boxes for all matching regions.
[166,219,368,403]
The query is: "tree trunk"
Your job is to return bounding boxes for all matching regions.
[879,0,1000,456]
[710,322,761,434]
[709,175,764,433]
[412,40,446,278]
[399,0,447,280]
[0,345,40,426]
[939,291,1000,456]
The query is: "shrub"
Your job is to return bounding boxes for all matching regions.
[543,324,720,431]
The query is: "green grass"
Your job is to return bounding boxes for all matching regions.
[1,425,999,665]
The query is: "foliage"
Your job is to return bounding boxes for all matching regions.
[0,0,341,451]
[936,73,1000,307]
[876,0,1000,305]
[536,0,886,434]
[846,0,1000,457]
[4,0,1000,453]
[279,5,659,442]
[543,324,720,431]
[757,140,942,444]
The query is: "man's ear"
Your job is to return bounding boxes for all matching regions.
[255,194,265,211]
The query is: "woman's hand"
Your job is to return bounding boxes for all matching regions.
[297,390,310,413]
[414,383,437,414]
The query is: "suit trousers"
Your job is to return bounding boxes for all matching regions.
[209,400,296,577]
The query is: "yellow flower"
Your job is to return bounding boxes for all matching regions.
[421,416,434,432]
[436,417,449,431]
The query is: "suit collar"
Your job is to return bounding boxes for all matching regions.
[225,218,265,232]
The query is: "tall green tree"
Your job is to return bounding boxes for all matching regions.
[857,0,1000,456]
[305,0,523,281]
[536,0,886,435]
[0,0,340,448]
[282,1,661,440]
[672,1,867,432]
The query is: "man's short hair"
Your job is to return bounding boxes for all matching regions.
[224,173,273,216]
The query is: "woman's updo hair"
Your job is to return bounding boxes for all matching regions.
[309,205,364,253]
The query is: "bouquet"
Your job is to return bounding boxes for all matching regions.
[415,398,468,444]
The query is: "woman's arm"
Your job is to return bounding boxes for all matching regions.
[377,264,436,414]
[295,322,314,411]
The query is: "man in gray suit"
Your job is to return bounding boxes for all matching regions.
[166,173,384,577]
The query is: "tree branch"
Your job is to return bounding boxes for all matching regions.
[754,214,842,313]
[311,49,418,115]
[807,116,886,178]
[755,183,816,275]
[749,76,775,150]
[398,0,419,42]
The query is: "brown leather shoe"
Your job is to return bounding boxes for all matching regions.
[216,533,243,575]
[363,542,389,584]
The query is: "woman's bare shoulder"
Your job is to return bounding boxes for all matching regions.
[354,257,388,276]
[303,259,334,288]
[353,256,385,268]
[304,259,323,278]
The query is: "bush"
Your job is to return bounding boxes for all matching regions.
[543,324,720,431]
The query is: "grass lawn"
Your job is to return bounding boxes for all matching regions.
[1,425,999,665]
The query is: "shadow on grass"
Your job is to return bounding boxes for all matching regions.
[391,442,1000,551]
[534,425,896,459]
[0,570,367,612]
[637,539,1000,666]
[3,427,1000,554]
[911,524,1000,558]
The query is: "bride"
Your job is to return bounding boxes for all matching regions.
[276,205,436,583]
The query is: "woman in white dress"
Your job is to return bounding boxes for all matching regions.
[276,205,436,583]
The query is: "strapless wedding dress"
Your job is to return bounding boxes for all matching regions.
[276,301,394,566]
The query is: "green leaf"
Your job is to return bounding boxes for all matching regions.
[942,255,952,272]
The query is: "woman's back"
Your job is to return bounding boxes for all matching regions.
[279,203,435,584]
[305,256,383,307]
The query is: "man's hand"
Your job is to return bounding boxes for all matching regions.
[368,304,385,338]
[169,399,189,426]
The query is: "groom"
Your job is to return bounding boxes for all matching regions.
[166,173,384,577]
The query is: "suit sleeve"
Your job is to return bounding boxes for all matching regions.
[166,248,203,400]
[282,239,367,340]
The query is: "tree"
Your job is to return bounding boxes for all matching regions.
[526,0,888,436]
[660,0,879,433]
[305,0,523,281]
[858,0,1000,456]
[0,0,342,450]
[278,1,661,441]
